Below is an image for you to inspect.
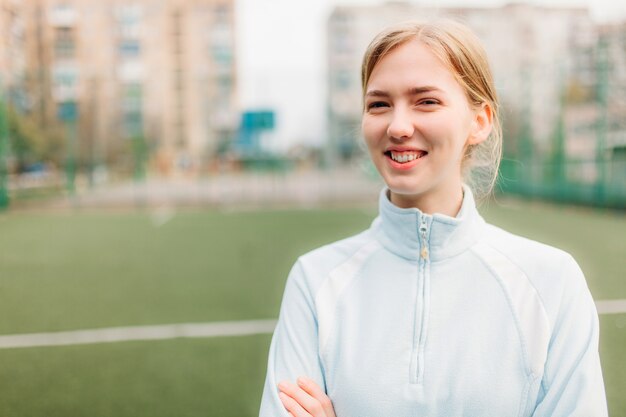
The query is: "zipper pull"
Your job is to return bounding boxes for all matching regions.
[419,216,429,260]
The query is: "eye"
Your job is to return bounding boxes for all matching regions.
[418,98,440,106]
[366,101,389,111]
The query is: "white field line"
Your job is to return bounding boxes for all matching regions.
[595,299,626,315]
[0,319,277,350]
[150,206,176,227]
[0,299,624,350]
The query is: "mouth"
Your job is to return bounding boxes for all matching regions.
[384,150,428,164]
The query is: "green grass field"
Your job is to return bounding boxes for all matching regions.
[0,198,624,416]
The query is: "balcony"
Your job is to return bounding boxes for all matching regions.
[48,4,78,27]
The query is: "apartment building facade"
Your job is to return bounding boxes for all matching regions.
[20,0,237,174]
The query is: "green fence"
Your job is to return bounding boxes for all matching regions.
[499,157,626,209]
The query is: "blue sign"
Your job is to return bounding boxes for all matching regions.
[236,110,275,153]
[58,102,78,122]
[241,110,274,131]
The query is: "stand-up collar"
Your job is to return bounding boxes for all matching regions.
[371,185,486,262]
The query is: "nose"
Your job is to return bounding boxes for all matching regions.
[386,107,414,140]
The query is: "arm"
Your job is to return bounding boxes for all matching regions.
[259,260,332,417]
[532,256,608,416]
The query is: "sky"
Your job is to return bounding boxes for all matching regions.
[235,0,626,152]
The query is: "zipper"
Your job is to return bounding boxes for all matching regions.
[419,216,429,260]
[411,214,430,384]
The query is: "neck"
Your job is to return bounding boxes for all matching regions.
[389,185,464,217]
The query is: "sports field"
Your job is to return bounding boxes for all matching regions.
[0,198,624,416]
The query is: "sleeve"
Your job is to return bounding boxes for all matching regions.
[259,259,327,417]
[531,255,608,417]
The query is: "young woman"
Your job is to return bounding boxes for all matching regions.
[259,20,608,417]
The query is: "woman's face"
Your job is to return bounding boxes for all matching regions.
[362,39,490,210]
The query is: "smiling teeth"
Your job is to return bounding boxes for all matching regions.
[390,151,423,163]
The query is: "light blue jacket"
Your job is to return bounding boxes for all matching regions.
[260,187,608,417]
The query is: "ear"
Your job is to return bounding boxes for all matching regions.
[468,102,493,146]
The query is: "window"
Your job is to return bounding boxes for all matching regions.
[121,83,143,137]
[211,45,232,64]
[52,63,79,101]
[121,83,142,112]
[49,4,78,27]
[116,4,142,39]
[119,39,141,57]
[54,27,75,58]
[214,4,231,23]
[124,112,143,138]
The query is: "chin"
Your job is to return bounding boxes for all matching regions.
[383,175,426,196]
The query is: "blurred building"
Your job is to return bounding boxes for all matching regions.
[599,23,626,158]
[20,0,237,175]
[0,0,27,108]
[592,23,626,191]
[326,2,594,162]
[547,20,626,191]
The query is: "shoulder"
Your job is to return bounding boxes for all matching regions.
[474,222,589,321]
[288,227,382,292]
[479,222,575,271]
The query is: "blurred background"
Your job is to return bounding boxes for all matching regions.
[0,0,624,416]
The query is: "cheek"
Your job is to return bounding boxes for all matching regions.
[361,117,385,148]
[423,116,471,149]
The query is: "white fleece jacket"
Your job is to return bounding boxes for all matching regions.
[259,186,608,417]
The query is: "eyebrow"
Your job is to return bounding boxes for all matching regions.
[365,86,443,98]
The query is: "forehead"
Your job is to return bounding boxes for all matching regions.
[367,39,462,95]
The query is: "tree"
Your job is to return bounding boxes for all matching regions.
[6,103,64,171]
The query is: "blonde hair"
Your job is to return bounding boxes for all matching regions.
[361,19,502,199]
